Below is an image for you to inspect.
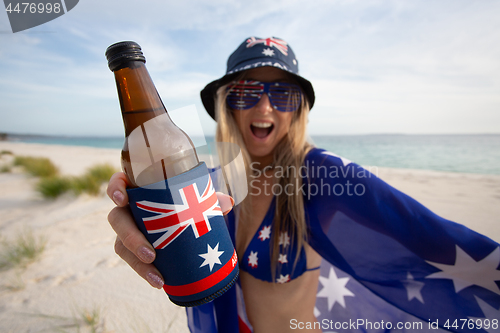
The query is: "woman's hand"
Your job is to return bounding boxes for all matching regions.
[106,172,234,289]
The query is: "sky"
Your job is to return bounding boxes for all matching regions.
[0,0,499,138]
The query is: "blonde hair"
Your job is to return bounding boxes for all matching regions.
[215,72,312,281]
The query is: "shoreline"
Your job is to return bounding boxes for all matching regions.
[2,141,499,237]
[2,140,500,176]
[0,141,499,332]
[4,134,500,176]
[0,141,122,176]
[1,140,499,238]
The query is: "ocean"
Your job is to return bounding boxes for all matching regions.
[5,134,500,175]
[310,134,500,175]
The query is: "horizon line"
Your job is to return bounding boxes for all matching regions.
[2,132,500,139]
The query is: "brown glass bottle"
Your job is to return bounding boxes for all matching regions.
[106,41,239,307]
[106,41,199,187]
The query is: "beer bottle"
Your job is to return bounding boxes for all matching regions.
[106,41,238,307]
[105,41,198,187]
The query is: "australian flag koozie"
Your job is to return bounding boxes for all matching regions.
[127,162,239,307]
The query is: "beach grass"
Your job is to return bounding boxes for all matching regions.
[70,164,117,196]
[34,163,117,199]
[0,228,47,269]
[3,153,117,198]
[0,150,14,173]
[14,156,59,178]
[23,305,107,333]
[86,164,117,183]
[36,176,73,198]
[80,306,105,333]
[71,174,102,196]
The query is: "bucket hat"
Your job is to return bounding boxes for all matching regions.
[200,36,315,120]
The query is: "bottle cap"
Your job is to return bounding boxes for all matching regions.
[106,41,146,71]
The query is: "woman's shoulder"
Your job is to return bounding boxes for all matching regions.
[305,146,353,168]
[302,147,375,185]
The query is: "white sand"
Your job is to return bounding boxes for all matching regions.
[0,141,499,332]
[0,142,188,333]
[374,166,500,242]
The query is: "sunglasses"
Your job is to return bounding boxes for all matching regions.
[226,80,302,112]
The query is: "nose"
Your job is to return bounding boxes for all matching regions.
[254,93,273,114]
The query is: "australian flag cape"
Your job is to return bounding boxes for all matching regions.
[187,147,500,333]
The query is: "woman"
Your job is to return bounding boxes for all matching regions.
[108,37,500,333]
[108,36,321,332]
[205,57,322,332]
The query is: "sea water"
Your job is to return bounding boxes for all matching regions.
[310,134,500,175]
[6,134,500,175]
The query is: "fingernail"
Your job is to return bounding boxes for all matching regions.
[147,272,164,289]
[138,246,155,263]
[113,190,125,205]
[223,196,235,215]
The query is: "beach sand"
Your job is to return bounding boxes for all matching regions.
[0,141,499,332]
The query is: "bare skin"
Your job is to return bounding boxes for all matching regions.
[106,66,322,332]
[237,170,322,332]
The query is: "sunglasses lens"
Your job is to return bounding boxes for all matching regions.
[269,83,301,112]
[226,81,301,112]
[226,81,263,110]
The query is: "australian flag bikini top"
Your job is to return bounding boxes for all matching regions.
[226,198,310,284]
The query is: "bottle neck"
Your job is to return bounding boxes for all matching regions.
[113,61,169,136]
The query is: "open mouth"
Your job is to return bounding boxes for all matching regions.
[250,122,274,139]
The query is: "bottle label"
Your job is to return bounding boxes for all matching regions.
[127,162,238,306]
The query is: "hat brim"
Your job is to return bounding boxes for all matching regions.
[200,68,315,121]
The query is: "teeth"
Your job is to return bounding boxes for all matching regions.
[252,122,272,128]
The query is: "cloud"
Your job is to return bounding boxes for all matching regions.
[0,0,499,136]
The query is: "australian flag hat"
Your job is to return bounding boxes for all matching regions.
[200,36,315,120]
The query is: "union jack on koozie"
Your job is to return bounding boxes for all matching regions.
[136,176,222,249]
[246,37,288,56]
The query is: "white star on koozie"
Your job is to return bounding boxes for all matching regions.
[317,267,354,310]
[199,243,224,271]
[402,272,425,303]
[262,48,274,56]
[426,245,500,295]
